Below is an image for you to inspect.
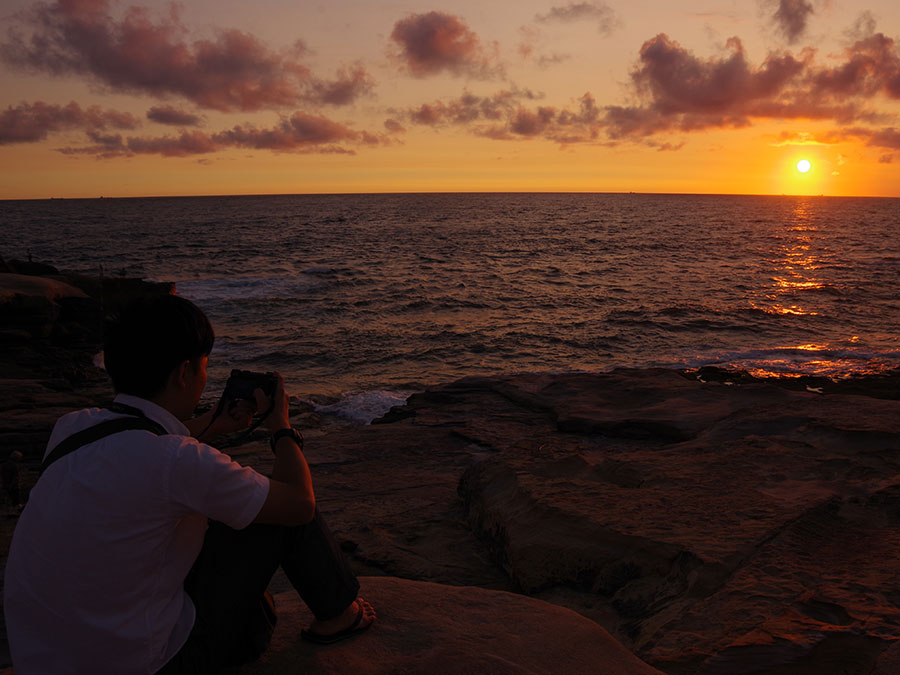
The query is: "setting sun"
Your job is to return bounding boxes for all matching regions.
[796,159,812,173]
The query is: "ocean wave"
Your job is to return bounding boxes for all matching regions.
[313,389,415,425]
[176,274,328,303]
[669,345,900,379]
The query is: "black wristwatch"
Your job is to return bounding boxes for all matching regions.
[270,427,304,454]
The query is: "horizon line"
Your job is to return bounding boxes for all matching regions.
[3,189,899,202]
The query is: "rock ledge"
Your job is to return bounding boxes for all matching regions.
[235,576,664,675]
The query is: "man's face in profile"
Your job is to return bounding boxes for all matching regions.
[187,356,209,409]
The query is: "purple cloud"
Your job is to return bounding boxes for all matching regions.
[146,106,202,126]
[305,64,375,105]
[535,2,619,35]
[390,11,502,79]
[0,100,139,144]
[0,0,374,111]
[770,0,815,43]
[212,112,361,151]
[598,32,886,139]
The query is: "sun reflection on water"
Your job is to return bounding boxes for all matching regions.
[732,199,891,379]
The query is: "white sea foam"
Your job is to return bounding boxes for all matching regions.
[314,390,415,425]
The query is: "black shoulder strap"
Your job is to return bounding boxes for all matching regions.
[41,410,168,473]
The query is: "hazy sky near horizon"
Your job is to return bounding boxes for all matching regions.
[2,0,900,198]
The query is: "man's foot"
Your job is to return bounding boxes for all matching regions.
[301,598,376,645]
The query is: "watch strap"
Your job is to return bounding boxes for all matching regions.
[270,427,303,454]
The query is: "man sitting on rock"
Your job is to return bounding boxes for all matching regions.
[4,294,375,674]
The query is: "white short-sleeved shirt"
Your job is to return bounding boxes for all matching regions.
[4,394,270,675]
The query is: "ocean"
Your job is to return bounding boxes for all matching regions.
[3,193,899,421]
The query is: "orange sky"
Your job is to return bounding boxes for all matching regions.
[2,0,900,199]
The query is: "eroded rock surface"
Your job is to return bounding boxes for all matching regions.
[235,576,664,675]
[3,319,900,674]
[305,369,900,674]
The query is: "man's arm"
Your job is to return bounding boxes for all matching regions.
[252,376,316,526]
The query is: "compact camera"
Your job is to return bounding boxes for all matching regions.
[223,369,278,401]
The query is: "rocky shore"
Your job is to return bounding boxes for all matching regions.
[1,264,899,673]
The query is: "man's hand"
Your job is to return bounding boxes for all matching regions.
[187,396,256,442]
[257,372,291,432]
[211,398,257,435]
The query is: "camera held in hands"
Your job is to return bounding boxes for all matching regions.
[223,369,278,402]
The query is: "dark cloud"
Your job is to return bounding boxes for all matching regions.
[631,35,806,120]
[129,130,220,156]
[305,64,375,106]
[845,11,877,42]
[405,89,602,144]
[55,110,389,158]
[597,32,884,139]
[879,153,894,163]
[517,33,571,68]
[811,33,900,100]
[60,128,219,157]
[390,11,501,79]
[867,127,900,149]
[494,93,603,144]
[146,105,202,126]
[0,100,139,144]
[769,0,815,44]
[535,2,619,35]
[400,26,900,152]
[509,106,556,136]
[0,0,373,112]
[403,88,542,128]
[212,112,361,151]
[383,118,406,134]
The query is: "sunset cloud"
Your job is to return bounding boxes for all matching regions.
[627,34,807,125]
[810,33,900,100]
[55,110,386,158]
[0,100,139,144]
[146,106,203,127]
[403,89,540,127]
[59,128,219,157]
[768,0,815,43]
[0,0,369,112]
[383,118,406,134]
[397,25,900,152]
[213,112,361,151]
[596,31,900,140]
[517,24,572,68]
[405,89,603,145]
[305,64,375,106]
[389,11,502,79]
[128,130,220,156]
[535,2,619,35]
[866,126,900,149]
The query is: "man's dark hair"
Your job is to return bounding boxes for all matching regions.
[104,294,215,399]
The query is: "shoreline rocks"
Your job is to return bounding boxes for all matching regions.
[233,577,665,675]
[2,264,899,673]
[306,369,900,674]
